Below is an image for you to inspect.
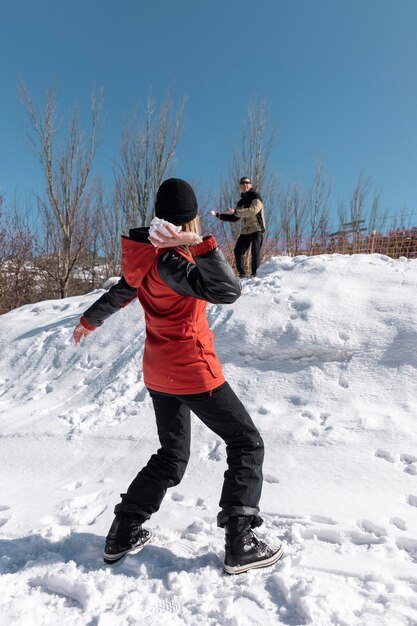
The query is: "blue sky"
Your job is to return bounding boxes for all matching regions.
[1,0,417,229]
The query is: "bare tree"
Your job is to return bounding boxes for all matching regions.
[218,98,279,249]
[97,177,123,278]
[306,162,331,239]
[368,190,391,232]
[19,83,103,298]
[0,194,40,313]
[278,163,332,254]
[112,89,186,232]
[388,207,415,231]
[238,99,275,193]
[348,173,370,237]
[278,182,308,254]
[337,174,392,248]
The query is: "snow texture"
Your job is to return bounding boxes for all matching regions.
[1,253,417,625]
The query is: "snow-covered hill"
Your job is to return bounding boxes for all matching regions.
[1,253,417,625]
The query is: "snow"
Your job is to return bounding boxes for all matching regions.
[1,253,417,625]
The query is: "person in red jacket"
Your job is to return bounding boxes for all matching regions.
[73,178,282,574]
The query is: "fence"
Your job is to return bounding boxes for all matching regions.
[220,228,417,275]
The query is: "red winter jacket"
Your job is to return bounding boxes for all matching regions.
[80,230,241,394]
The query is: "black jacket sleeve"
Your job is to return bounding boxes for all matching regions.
[218,212,240,222]
[82,276,137,327]
[157,244,241,304]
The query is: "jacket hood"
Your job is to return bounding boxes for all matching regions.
[121,227,158,288]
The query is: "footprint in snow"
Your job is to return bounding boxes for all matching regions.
[375,448,396,463]
[396,537,417,563]
[299,525,342,545]
[301,409,333,443]
[289,395,307,407]
[155,598,182,617]
[400,453,417,475]
[169,492,208,511]
[287,296,311,321]
[300,518,388,548]
[289,299,311,312]
[264,474,280,484]
[349,523,387,546]
[31,382,54,400]
[208,440,223,461]
[259,405,271,415]
[197,440,223,463]
[180,519,207,541]
[52,354,62,369]
[406,495,417,508]
[310,514,337,525]
[299,517,391,549]
[55,492,107,526]
[338,358,350,388]
[63,480,83,491]
[390,517,407,531]
[338,373,349,389]
[302,410,331,426]
[0,506,11,530]
[375,450,417,474]
[356,519,387,538]
[319,412,331,426]
[170,492,185,502]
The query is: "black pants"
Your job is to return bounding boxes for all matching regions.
[114,382,264,527]
[234,231,264,276]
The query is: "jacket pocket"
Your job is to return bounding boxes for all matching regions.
[197,330,222,377]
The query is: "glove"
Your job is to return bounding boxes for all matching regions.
[73,323,92,345]
[209,211,218,217]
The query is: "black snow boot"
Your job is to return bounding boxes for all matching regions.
[103,513,153,564]
[224,515,283,574]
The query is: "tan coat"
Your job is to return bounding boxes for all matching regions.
[235,199,265,235]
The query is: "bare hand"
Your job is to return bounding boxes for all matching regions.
[149,224,202,248]
[226,208,235,214]
[73,323,92,345]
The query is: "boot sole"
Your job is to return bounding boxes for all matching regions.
[224,544,284,575]
[103,530,153,564]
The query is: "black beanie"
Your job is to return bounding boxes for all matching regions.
[154,178,198,225]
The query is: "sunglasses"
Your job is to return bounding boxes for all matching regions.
[240,181,251,185]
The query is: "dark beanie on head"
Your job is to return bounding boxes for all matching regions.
[154,178,198,225]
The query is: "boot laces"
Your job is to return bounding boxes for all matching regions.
[129,520,145,538]
[250,530,261,547]
[119,517,146,543]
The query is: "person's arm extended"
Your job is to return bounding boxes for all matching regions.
[235,198,263,218]
[73,277,137,343]
[157,235,241,304]
[216,212,240,222]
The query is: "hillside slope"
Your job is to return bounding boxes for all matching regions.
[1,253,417,625]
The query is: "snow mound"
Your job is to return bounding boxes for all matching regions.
[1,253,417,625]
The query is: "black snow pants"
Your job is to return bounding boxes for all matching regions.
[234,231,264,277]
[114,381,264,527]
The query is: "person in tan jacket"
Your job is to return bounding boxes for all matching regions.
[211,177,265,278]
